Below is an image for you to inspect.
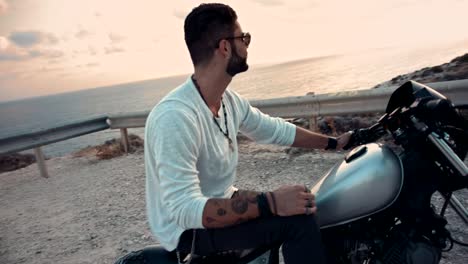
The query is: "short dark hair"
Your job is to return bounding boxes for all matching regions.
[184,3,237,65]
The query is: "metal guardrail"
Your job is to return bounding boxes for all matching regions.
[0,116,109,177]
[0,115,110,154]
[250,79,468,118]
[107,111,150,129]
[105,79,468,130]
[106,111,150,153]
[1,79,468,178]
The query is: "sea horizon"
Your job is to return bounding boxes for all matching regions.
[1,43,467,157]
[0,53,341,105]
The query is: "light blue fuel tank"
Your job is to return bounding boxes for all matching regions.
[311,143,404,228]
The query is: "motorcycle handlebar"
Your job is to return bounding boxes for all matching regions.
[343,123,386,150]
[428,132,468,178]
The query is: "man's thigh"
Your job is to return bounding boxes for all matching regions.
[177,215,317,256]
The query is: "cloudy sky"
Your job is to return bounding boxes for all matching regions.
[1,0,467,102]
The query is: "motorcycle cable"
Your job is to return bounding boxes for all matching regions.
[438,192,468,249]
[447,232,468,248]
[441,194,468,249]
[439,192,452,216]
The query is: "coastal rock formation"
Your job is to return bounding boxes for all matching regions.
[373,53,468,89]
[309,53,468,135]
[291,114,380,135]
[73,134,144,160]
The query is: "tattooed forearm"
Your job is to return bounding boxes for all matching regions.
[217,208,227,216]
[202,189,262,228]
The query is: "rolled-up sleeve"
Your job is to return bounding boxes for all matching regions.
[148,107,208,229]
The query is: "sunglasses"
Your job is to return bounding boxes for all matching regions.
[224,32,251,47]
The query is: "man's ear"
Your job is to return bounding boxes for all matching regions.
[218,39,231,58]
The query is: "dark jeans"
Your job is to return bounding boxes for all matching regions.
[177,214,326,264]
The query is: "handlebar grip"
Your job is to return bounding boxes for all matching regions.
[343,128,370,150]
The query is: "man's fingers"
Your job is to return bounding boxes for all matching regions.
[303,206,317,215]
[303,199,316,208]
[299,192,315,200]
[301,198,316,208]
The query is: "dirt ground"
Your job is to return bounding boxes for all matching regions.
[0,141,466,264]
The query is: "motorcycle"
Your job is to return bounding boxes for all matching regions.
[116,80,468,264]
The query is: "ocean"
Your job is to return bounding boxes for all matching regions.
[1,42,467,157]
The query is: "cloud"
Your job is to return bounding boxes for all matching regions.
[86,62,99,67]
[75,29,92,39]
[32,49,65,59]
[39,66,64,73]
[104,46,125,54]
[173,9,187,20]
[48,59,61,64]
[0,36,25,61]
[0,37,64,61]
[9,31,43,47]
[8,30,60,47]
[0,0,8,15]
[0,53,22,61]
[0,36,8,49]
[88,46,98,56]
[251,0,284,7]
[75,62,99,68]
[0,50,63,61]
[108,32,126,43]
[45,33,60,45]
[0,48,27,61]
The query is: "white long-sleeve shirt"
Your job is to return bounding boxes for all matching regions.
[144,77,296,251]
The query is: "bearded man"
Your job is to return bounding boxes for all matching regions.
[144,3,351,263]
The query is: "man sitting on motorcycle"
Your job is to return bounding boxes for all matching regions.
[145,3,351,263]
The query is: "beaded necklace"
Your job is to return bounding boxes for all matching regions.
[191,75,233,150]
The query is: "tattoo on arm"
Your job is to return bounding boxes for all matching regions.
[232,190,259,202]
[217,208,227,216]
[231,199,248,214]
[202,189,261,228]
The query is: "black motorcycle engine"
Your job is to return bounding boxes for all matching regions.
[378,229,441,264]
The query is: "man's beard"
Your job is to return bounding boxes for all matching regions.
[226,47,249,77]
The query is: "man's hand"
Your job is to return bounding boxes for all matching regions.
[336,131,353,150]
[270,185,316,216]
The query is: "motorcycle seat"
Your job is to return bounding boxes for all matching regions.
[115,246,177,264]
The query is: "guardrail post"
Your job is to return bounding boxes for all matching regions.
[309,116,318,131]
[34,147,49,178]
[120,128,130,153]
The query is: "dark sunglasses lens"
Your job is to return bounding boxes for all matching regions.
[243,33,251,45]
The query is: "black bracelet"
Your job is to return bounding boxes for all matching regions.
[257,192,273,218]
[325,137,338,150]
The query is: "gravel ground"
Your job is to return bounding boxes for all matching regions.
[0,141,466,264]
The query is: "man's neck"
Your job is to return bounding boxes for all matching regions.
[193,66,232,114]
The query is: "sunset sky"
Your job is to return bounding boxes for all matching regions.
[1,0,467,102]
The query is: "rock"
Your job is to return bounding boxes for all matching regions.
[0,153,36,173]
[290,117,309,128]
[73,134,145,160]
[373,53,468,89]
[451,53,468,63]
[316,115,379,135]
